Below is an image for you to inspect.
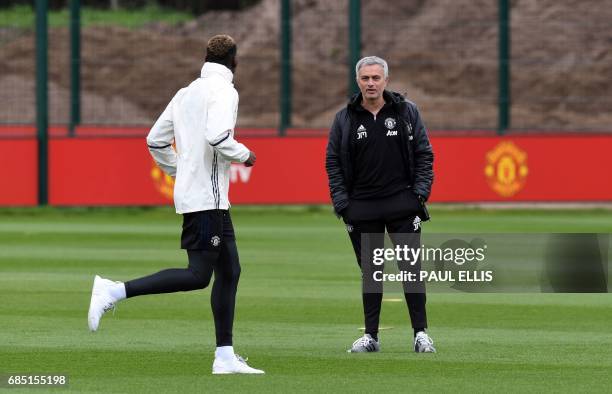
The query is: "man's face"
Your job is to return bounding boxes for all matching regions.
[356,64,387,101]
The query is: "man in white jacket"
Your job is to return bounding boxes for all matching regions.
[87,35,264,375]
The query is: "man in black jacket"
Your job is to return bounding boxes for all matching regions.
[326,56,435,353]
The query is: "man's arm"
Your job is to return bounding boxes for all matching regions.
[325,112,350,216]
[147,98,177,177]
[409,104,434,200]
[205,88,251,164]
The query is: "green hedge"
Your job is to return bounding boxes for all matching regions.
[0,0,260,15]
[0,4,193,28]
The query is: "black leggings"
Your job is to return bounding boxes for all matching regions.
[124,211,241,347]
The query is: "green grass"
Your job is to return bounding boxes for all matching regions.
[0,5,193,29]
[1,207,612,392]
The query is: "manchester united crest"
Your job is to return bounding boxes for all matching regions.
[484,141,528,197]
[384,118,396,129]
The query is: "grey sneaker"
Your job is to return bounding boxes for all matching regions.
[348,334,380,353]
[414,331,436,353]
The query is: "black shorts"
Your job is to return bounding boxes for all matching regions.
[181,209,234,251]
[343,189,422,223]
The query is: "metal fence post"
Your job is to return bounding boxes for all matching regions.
[498,0,510,135]
[348,0,361,97]
[279,0,291,136]
[36,0,48,205]
[69,0,81,137]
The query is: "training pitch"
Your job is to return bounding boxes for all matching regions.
[1,207,611,392]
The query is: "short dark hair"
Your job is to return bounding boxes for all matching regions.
[205,34,237,67]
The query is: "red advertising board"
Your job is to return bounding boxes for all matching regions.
[49,138,169,205]
[432,135,612,202]
[431,135,612,202]
[2,127,612,206]
[48,137,328,205]
[0,139,37,205]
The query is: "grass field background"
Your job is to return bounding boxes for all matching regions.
[1,206,612,392]
[0,5,192,28]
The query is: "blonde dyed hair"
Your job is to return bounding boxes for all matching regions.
[206,34,237,60]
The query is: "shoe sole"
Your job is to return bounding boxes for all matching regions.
[414,347,436,353]
[212,371,265,375]
[348,349,380,353]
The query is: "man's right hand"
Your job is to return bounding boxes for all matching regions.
[244,151,256,167]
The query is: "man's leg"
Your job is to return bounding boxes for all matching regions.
[387,213,435,352]
[124,251,215,297]
[386,216,427,335]
[123,210,224,297]
[210,211,264,374]
[88,210,222,332]
[210,211,241,348]
[88,248,218,332]
[346,219,385,341]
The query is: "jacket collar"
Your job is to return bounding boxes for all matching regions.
[348,90,405,112]
[200,62,234,83]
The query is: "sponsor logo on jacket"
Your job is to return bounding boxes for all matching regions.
[356,124,368,140]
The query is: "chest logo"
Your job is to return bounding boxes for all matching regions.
[357,124,368,139]
[384,118,396,129]
[386,130,398,136]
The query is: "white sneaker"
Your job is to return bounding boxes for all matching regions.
[414,331,436,353]
[348,333,380,353]
[87,275,118,332]
[212,354,265,374]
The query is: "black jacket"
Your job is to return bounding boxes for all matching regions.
[325,90,434,217]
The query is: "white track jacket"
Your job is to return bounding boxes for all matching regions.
[146,62,250,213]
